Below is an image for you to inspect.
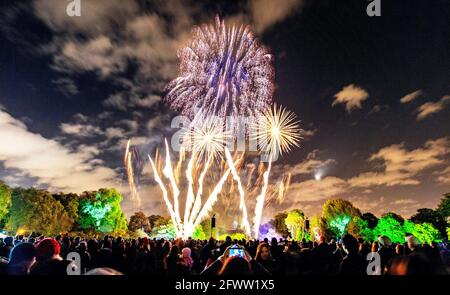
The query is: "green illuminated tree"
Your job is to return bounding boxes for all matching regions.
[78,188,128,235]
[129,211,151,233]
[192,224,207,240]
[361,212,378,229]
[410,208,447,237]
[150,221,176,240]
[200,219,213,239]
[352,217,375,242]
[285,209,305,241]
[403,221,441,244]
[7,188,72,235]
[271,212,289,237]
[0,181,12,227]
[373,215,405,243]
[381,212,404,225]
[322,199,361,238]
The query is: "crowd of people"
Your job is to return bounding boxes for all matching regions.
[0,233,449,275]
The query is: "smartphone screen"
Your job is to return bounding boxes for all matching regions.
[229,247,244,258]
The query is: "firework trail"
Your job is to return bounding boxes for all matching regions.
[225,148,252,237]
[191,162,236,230]
[165,16,274,135]
[148,154,181,237]
[162,139,183,228]
[124,140,141,208]
[188,155,212,226]
[148,139,241,239]
[253,158,272,239]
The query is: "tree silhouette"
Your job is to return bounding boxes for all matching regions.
[129,211,151,232]
[270,212,289,237]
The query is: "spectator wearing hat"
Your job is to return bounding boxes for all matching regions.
[30,238,71,275]
[179,247,194,274]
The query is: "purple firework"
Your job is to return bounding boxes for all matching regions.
[165,16,275,133]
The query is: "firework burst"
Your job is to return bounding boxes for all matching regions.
[165,16,274,135]
[251,104,303,158]
[182,113,230,161]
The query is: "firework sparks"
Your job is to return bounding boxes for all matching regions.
[148,139,241,239]
[124,140,141,208]
[182,114,229,161]
[252,104,303,159]
[165,16,274,135]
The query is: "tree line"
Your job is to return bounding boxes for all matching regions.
[271,194,450,244]
[1,180,449,243]
[0,181,128,237]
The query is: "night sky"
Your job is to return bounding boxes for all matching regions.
[0,0,449,221]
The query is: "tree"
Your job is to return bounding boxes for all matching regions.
[403,221,441,244]
[78,188,128,235]
[285,209,305,241]
[373,215,405,243]
[381,212,404,225]
[352,217,375,242]
[271,212,289,237]
[53,193,79,229]
[200,219,212,238]
[192,224,207,240]
[218,233,247,241]
[0,181,12,227]
[436,193,450,221]
[361,212,379,229]
[410,208,436,224]
[322,199,361,238]
[410,208,447,237]
[309,214,331,241]
[129,212,151,232]
[150,221,176,240]
[148,215,168,230]
[7,188,73,235]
